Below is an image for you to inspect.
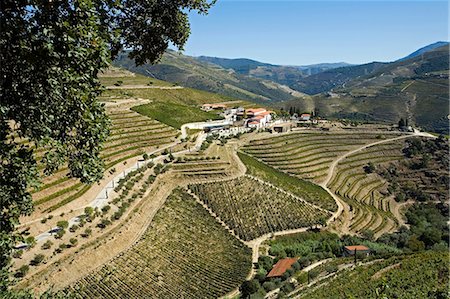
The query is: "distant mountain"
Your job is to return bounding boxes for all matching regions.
[114,50,305,103]
[398,41,449,61]
[196,56,274,74]
[196,56,353,90]
[115,41,449,133]
[285,44,449,133]
[294,62,354,75]
[287,62,387,95]
[280,41,449,95]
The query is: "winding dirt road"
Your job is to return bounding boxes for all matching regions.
[321,131,434,235]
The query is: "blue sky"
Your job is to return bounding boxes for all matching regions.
[181,0,448,65]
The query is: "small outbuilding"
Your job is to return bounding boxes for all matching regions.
[267,258,297,278]
[299,113,311,121]
[272,122,293,133]
[343,245,370,257]
[201,103,227,111]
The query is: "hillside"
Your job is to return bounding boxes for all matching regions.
[113,50,303,103]
[285,45,449,133]
[295,251,448,299]
[196,56,351,88]
[398,41,449,61]
[289,62,387,95]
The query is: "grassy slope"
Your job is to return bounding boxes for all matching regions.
[237,152,337,212]
[99,72,172,87]
[132,101,222,129]
[113,50,296,103]
[100,73,263,129]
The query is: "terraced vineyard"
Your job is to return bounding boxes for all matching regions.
[242,132,400,184]
[297,251,449,299]
[31,108,177,214]
[67,189,251,298]
[188,176,331,241]
[172,158,231,181]
[238,152,337,212]
[328,140,407,235]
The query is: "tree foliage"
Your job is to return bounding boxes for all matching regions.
[1,0,214,292]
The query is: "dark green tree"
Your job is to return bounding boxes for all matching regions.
[239,279,261,298]
[1,0,214,293]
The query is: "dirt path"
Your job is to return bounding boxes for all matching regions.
[320,133,429,235]
[20,172,178,292]
[265,259,332,299]
[391,199,414,227]
[371,263,401,280]
[290,259,385,298]
[401,81,414,92]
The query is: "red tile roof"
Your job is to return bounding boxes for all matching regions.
[246,108,266,114]
[344,245,370,251]
[267,258,297,278]
[260,111,273,116]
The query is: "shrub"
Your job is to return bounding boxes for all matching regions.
[12,250,23,259]
[54,229,65,239]
[263,281,277,292]
[101,205,111,214]
[81,228,92,238]
[41,240,53,250]
[78,218,86,227]
[258,256,274,272]
[69,224,79,232]
[40,218,47,224]
[325,264,338,274]
[84,206,94,216]
[14,265,29,278]
[309,270,319,280]
[97,219,111,229]
[364,162,376,173]
[240,279,261,298]
[56,220,69,229]
[30,254,45,266]
[281,282,295,293]
[25,236,36,248]
[361,229,374,241]
[69,238,78,246]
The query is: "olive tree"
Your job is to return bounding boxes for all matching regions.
[1,0,215,292]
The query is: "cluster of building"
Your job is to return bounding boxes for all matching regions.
[202,103,277,130]
[201,103,328,135]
